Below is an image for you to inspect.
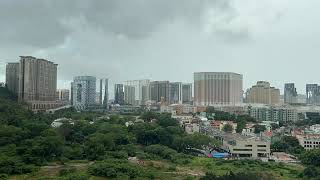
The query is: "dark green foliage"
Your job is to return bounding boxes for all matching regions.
[303,166,318,178]
[0,93,218,176]
[272,136,304,155]
[144,145,192,164]
[88,160,147,179]
[236,120,246,133]
[253,125,266,134]
[222,124,233,133]
[300,149,320,166]
[200,171,273,180]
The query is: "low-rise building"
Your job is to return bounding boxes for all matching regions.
[218,133,270,158]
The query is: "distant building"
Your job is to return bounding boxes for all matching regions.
[56,89,70,103]
[7,56,60,111]
[182,83,193,104]
[150,81,170,104]
[114,84,124,105]
[72,76,96,111]
[5,62,19,94]
[194,72,243,106]
[306,84,320,105]
[245,81,280,105]
[170,82,182,104]
[99,78,109,107]
[124,79,150,105]
[284,83,298,104]
[249,105,298,123]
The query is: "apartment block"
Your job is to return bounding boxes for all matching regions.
[194,72,243,106]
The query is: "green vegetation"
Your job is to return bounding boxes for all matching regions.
[272,136,304,155]
[222,124,233,133]
[253,124,266,134]
[0,87,308,179]
[206,106,256,133]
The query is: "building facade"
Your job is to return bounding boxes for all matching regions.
[99,78,109,107]
[12,56,59,111]
[306,84,320,105]
[114,84,124,105]
[124,79,150,105]
[249,105,298,123]
[5,62,20,95]
[150,81,170,104]
[170,82,182,104]
[56,89,70,103]
[72,76,96,111]
[194,72,243,106]
[245,81,280,105]
[284,83,298,104]
[182,83,193,104]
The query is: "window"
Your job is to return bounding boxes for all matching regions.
[245,145,253,147]
[258,149,267,152]
[257,145,267,148]
[233,149,252,152]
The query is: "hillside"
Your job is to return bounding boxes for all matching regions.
[0,88,308,180]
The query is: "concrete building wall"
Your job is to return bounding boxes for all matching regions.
[170,82,182,104]
[194,72,243,106]
[246,81,280,105]
[150,81,170,103]
[56,89,70,102]
[182,83,193,104]
[124,79,150,105]
[72,76,96,110]
[114,84,124,105]
[5,62,19,94]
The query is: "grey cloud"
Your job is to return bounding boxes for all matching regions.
[0,0,241,48]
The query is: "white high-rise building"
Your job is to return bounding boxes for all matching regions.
[72,76,96,111]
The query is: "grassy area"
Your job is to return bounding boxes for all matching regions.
[191,157,304,180]
[9,158,305,180]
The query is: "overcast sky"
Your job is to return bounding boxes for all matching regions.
[0,0,319,96]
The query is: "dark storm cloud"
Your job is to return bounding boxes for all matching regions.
[0,0,242,48]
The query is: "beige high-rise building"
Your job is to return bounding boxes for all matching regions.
[18,56,59,111]
[194,72,243,106]
[245,81,280,105]
[5,62,20,95]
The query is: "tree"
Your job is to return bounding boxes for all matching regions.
[303,166,318,178]
[236,120,246,133]
[300,149,320,166]
[253,125,266,134]
[223,124,233,133]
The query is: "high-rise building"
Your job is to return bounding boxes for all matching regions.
[245,81,280,105]
[5,62,19,95]
[170,82,182,104]
[194,72,243,106]
[103,79,109,107]
[306,84,320,105]
[150,81,170,103]
[16,56,58,111]
[114,84,124,105]
[99,78,109,107]
[72,76,96,110]
[56,89,70,103]
[182,83,193,104]
[124,80,150,105]
[284,83,298,104]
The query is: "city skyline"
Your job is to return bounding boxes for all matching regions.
[1,1,320,95]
